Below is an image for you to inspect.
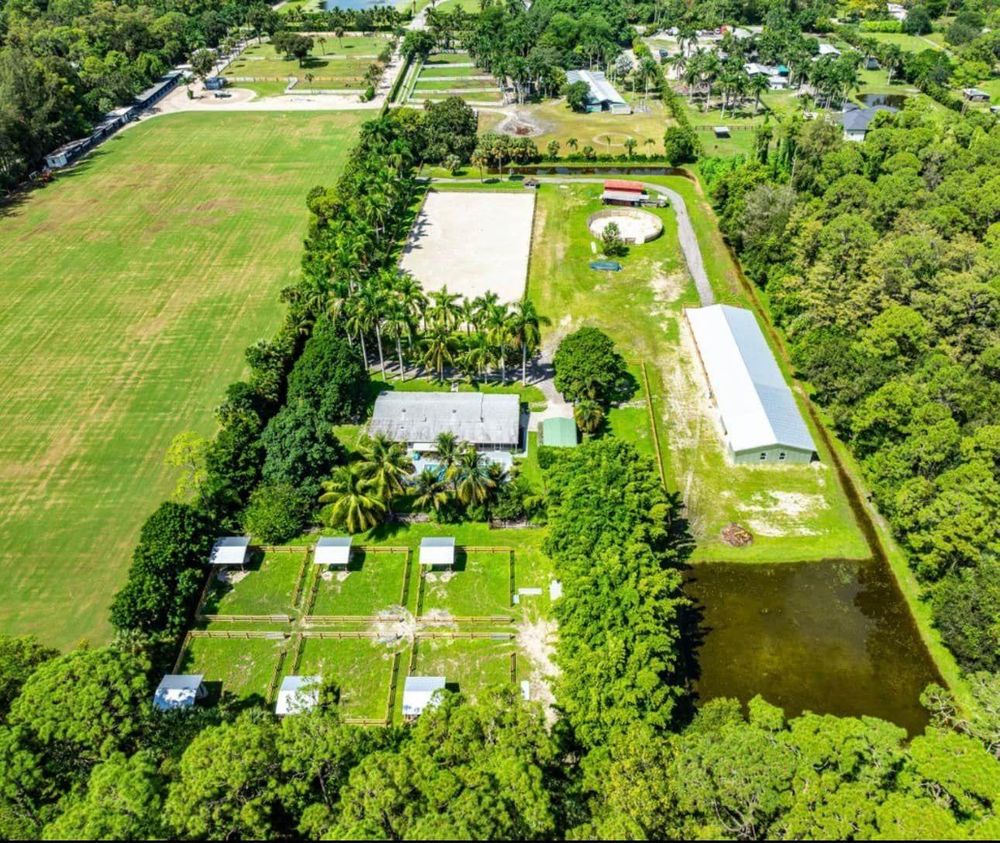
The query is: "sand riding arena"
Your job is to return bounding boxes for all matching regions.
[587,208,664,244]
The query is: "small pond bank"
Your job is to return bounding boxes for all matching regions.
[684,559,941,735]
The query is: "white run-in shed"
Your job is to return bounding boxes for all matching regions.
[402,676,446,720]
[275,675,321,715]
[153,674,206,711]
[209,536,250,567]
[685,305,817,464]
[314,536,352,567]
[419,537,455,568]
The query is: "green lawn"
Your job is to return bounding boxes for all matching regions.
[180,636,286,702]
[420,550,512,618]
[295,636,397,720]
[201,551,307,616]
[866,31,944,52]
[0,110,367,648]
[413,79,497,91]
[417,65,487,78]
[525,180,868,563]
[409,636,516,702]
[308,551,409,616]
[423,51,474,65]
[225,39,384,89]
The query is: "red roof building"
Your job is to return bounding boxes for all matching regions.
[603,179,645,193]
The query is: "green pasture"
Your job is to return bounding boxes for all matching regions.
[180,636,286,702]
[202,551,308,616]
[294,636,398,719]
[225,37,388,90]
[413,79,496,92]
[419,550,512,618]
[308,551,410,616]
[409,636,516,701]
[0,110,367,648]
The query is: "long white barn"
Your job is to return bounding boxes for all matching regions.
[685,305,817,464]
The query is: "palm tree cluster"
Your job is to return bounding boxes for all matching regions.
[410,432,504,517]
[318,434,413,533]
[333,271,549,387]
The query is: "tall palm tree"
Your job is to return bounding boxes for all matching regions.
[412,468,450,514]
[508,299,550,385]
[486,303,513,383]
[749,73,769,115]
[434,432,460,473]
[458,297,479,335]
[319,465,387,533]
[461,331,492,380]
[430,286,461,331]
[422,327,458,381]
[574,399,605,436]
[383,298,412,379]
[358,433,414,501]
[450,446,496,506]
[342,296,370,371]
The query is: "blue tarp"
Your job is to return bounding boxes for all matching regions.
[589,260,622,271]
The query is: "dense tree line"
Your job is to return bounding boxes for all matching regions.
[705,102,1000,676]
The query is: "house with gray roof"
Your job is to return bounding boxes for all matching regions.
[369,392,520,453]
[685,305,817,464]
[839,104,897,141]
[565,69,630,114]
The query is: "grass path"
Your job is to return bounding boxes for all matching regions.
[0,111,366,648]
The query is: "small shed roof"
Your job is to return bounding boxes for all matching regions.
[402,676,446,718]
[153,674,204,711]
[275,675,321,715]
[541,417,577,448]
[604,179,645,193]
[602,189,644,204]
[685,305,816,456]
[209,536,250,566]
[713,126,731,138]
[314,536,352,566]
[419,537,455,566]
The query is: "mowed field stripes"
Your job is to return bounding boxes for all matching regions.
[0,110,366,648]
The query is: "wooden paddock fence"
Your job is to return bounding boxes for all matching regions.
[197,613,291,623]
[188,629,290,640]
[306,614,404,623]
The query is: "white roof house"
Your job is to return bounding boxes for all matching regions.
[685,305,816,464]
[419,537,455,567]
[275,675,321,715]
[209,536,250,567]
[369,392,520,452]
[153,674,205,711]
[314,536,352,566]
[402,676,446,719]
[565,69,630,114]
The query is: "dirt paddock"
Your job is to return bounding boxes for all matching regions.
[399,190,535,303]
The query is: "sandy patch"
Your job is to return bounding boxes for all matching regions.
[516,616,560,725]
[371,607,416,643]
[400,191,535,304]
[739,491,826,537]
[218,569,249,585]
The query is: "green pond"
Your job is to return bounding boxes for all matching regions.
[685,559,941,735]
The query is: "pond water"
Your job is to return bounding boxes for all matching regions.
[509,165,692,177]
[323,0,394,10]
[858,93,909,109]
[685,559,941,735]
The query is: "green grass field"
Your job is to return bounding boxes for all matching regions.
[0,110,367,648]
[419,550,512,618]
[409,637,516,702]
[295,636,398,719]
[225,37,388,90]
[525,181,868,562]
[180,635,287,702]
[308,551,409,616]
[202,550,308,616]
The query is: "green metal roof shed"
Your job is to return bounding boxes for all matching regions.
[541,417,578,448]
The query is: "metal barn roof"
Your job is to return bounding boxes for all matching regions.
[153,674,204,711]
[565,69,627,106]
[419,537,455,567]
[275,675,321,715]
[541,417,577,448]
[685,305,816,456]
[314,536,352,566]
[208,536,250,566]
[369,392,519,448]
[402,676,446,718]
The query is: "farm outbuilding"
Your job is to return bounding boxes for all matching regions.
[419,537,455,568]
[275,675,321,715]
[540,416,577,448]
[402,676,446,720]
[369,392,520,453]
[601,179,646,206]
[314,536,352,567]
[153,674,206,711]
[209,536,250,567]
[565,69,630,114]
[685,305,817,464]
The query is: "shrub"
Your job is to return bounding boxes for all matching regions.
[109,502,215,637]
[601,221,628,257]
[564,80,590,112]
[286,316,369,424]
[663,126,698,165]
[242,482,310,544]
[261,402,345,501]
[931,563,1000,673]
